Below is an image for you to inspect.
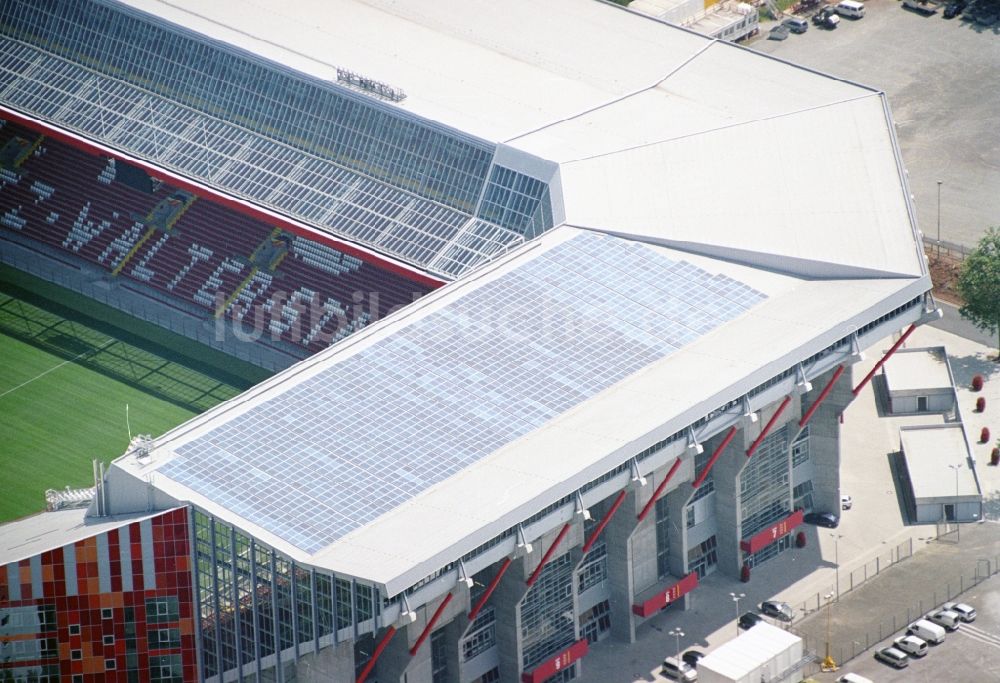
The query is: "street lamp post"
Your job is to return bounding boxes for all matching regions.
[821,592,838,672]
[668,627,685,670]
[936,180,943,257]
[729,592,745,638]
[830,534,843,601]
[948,463,962,541]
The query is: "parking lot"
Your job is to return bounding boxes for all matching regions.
[751,0,1000,248]
[811,573,1000,681]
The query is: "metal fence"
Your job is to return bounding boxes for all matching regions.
[1,237,297,371]
[923,235,972,261]
[798,554,1000,673]
[792,538,914,619]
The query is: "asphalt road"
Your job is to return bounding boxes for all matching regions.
[930,300,999,352]
[751,0,1000,249]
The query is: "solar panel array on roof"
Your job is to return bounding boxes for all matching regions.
[160,232,767,553]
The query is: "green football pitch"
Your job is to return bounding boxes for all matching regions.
[0,267,272,523]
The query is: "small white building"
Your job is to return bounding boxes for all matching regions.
[883,346,956,415]
[899,424,982,523]
[697,623,806,683]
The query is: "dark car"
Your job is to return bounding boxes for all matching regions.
[682,649,706,668]
[943,0,966,16]
[769,24,790,40]
[738,612,763,630]
[760,600,795,622]
[803,511,839,528]
[813,6,841,26]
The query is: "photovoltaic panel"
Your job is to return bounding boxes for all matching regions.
[161,232,767,553]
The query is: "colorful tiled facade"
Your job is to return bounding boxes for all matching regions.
[0,508,196,682]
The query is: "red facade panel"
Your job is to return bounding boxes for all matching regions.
[630,572,699,618]
[520,639,589,683]
[740,509,805,553]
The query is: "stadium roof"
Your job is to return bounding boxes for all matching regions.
[117,225,929,594]
[115,0,924,280]
[87,0,934,595]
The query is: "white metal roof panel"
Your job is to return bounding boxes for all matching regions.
[117,0,711,143]
[559,94,923,278]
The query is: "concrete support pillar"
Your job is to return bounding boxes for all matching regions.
[702,425,748,579]
[605,487,639,643]
[493,555,530,682]
[803,365,855,514]
[367,590,469,683]
[295,640,355,683]
[665,482,689,583]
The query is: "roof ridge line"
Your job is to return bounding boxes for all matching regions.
[501,41,716,145]
[567,225,920,280]
[560,90,881,165]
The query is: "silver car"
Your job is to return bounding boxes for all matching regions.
[942,601,976,622]
[874,646,909,669]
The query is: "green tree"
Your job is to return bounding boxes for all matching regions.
[957,227,1000,359]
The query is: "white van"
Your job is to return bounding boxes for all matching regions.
[836,0,866,17]
[907,618,946,644]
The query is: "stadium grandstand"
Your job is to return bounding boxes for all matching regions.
[0,1,938,683]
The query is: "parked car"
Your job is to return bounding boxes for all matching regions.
[662,656,698,682]
[760,600,795,622]
[738,612,763,630]
[893,634,928,657]
[874,646,909,669]
[782,16,810,32]
[942,601,976,622]
[813,6,842,26]
[927,608,961,631]
[769,24,790,39]
[682,650,705,669]
[943,0,966,16]
[836,0,866,17]
[837,675,874,683]
[840,494,853,510]
[803,511,839,528]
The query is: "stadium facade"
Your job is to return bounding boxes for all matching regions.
[0,1,938,683]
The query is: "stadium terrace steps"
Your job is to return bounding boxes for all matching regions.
[0,119,434,355]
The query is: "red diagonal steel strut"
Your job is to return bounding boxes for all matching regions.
[526,524,571,587]
[691,426,738,490]
[799,365,845,427]
[746,395,791,458]
[355,626,396,683]
[409,593,453,656]
[636,458,683,522]
[582,489,627,554]
[468,558,511,621]
[852,324,916,396]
